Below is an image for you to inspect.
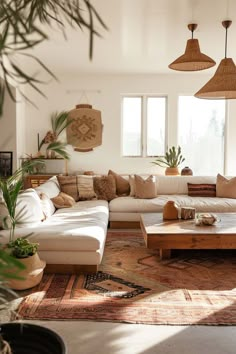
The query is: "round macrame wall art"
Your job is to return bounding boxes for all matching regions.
[66,104,103,152]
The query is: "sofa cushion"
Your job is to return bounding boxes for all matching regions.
[76,175,96,200]
[51,192,76,209]
[108,170,130,196]
[216,174,236,198]
[129,175,136,197]
[35,176,60,199]
[0,200,109,252]
[38,192,56,219]
[134,175,157,199]
[188,183,216,197]
[14,188,45,227]
[57,175,79,201]
[93,175,116,201]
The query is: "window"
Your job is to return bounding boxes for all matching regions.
[178,96,226,175]
[122,96,167,157]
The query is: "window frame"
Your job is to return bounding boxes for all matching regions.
[121,94,168,158]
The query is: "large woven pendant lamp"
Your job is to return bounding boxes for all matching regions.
[168,24,216,71]
[195,20,236,99]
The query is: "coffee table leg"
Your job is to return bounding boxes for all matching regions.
[160,249,171,260]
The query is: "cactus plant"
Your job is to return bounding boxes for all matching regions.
[152,146,185,168]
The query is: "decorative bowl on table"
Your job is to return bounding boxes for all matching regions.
[195,213,219,226]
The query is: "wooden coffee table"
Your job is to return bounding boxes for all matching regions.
[140,213,236,260]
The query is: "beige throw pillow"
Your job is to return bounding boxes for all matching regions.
[76,175,96,200]
[129,175,136,197]
[108,170,130,196]
[134,175,157,199]
[57,175,79,201]
[216,174,236,198]
[51,192,76,209]
[93,175,116,201]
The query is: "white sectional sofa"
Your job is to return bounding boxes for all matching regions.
[1,174,236,272]
[109,175,236,228]
[0,176,109,272]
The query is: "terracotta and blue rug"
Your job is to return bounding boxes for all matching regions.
[18,231,236,325]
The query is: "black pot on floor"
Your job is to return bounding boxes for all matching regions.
[0,323,66,354]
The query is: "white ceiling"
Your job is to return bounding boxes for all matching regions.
[26,0,236,75]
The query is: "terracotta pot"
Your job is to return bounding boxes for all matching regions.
[165,167,180,176]
[8,253,46,290]
[163,201,179,220]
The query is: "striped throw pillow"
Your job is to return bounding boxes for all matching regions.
[187,183,216,197]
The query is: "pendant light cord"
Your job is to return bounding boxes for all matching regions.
[225,27,228,58]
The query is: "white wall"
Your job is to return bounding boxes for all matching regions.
[0,86,17,171]
[19,73,236,175]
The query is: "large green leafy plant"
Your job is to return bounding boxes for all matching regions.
[0,0,107,115]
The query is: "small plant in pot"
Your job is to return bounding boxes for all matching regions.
[152,146,185,175]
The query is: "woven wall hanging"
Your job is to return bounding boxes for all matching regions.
[66,104,103,152]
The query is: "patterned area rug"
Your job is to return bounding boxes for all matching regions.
[18,231,236,325]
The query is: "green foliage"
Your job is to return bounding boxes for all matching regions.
[0,246,26,280]
[50,111,71,139]
[152,146,185,168]
[0,160,45,242]
[0,0,107,116]
[46,141,70,160]
[8,236,38,259]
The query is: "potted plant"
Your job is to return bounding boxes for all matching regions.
[152,146,185,175]
[0,160,46,290]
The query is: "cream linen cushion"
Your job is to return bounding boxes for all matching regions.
[38,192,56,219]
[13,188,45,228]
[51,192,76,208]
[76,175,96,200]
[35,175,60,199]
[216,174,236,198]
[134,175,157,199]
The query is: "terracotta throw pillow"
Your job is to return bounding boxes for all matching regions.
[108,170,130,196]
[51,192,76,209]
[93,175,116,201]
[76,175,96,200]
[134,175,157,199]
[188,183,216,197]
[216,174,236,198]
[57,176,79,201]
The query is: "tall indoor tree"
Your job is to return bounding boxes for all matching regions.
[0,0,107,115]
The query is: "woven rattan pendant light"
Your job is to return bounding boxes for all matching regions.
[195,20,236,99]
[169,24,216,71]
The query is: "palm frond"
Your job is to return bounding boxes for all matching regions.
[47,141,70,160]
